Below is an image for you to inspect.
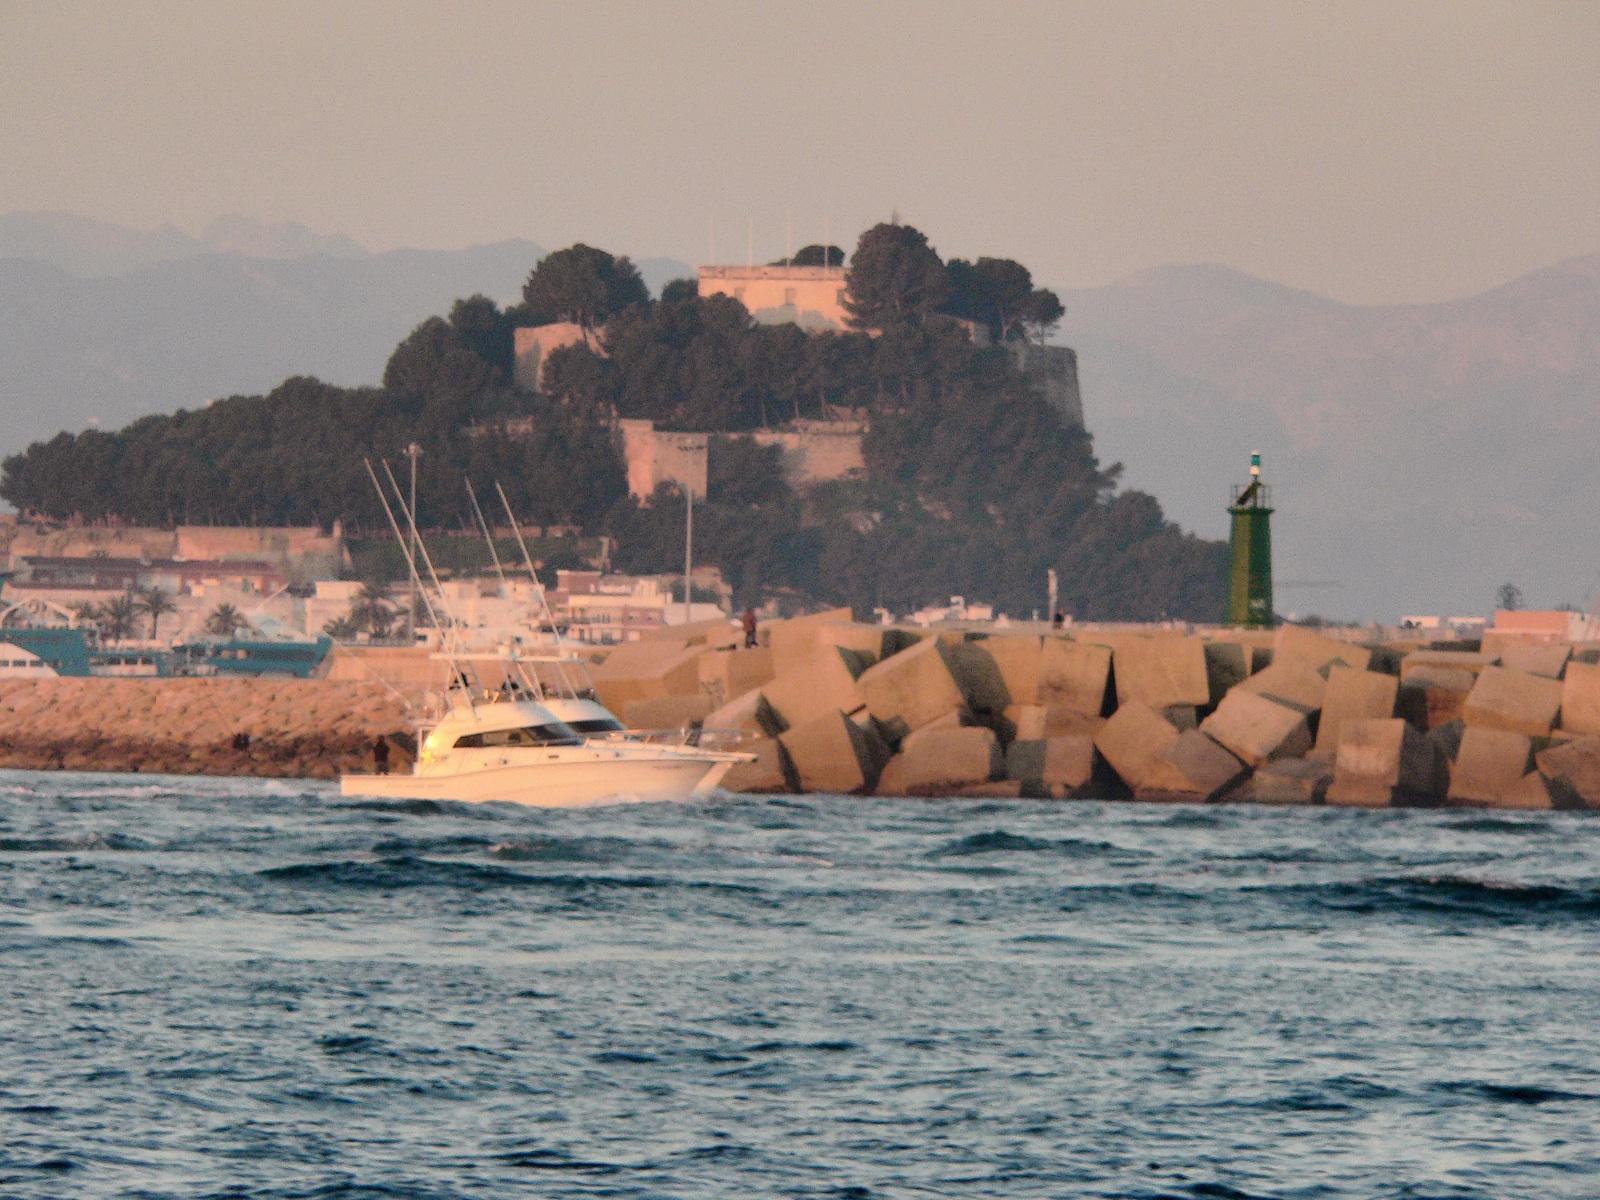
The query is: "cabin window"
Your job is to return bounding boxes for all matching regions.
[452,722,583,749]
[564,717,626,735]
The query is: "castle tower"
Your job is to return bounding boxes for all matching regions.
[1226,452,1274,627]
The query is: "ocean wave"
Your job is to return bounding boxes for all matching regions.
[1254,875,1600,922]
[927,829,1145,859]
[254,855,765,896]
[0,832,155,853]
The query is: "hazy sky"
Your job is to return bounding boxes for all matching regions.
[3,0,1596,303]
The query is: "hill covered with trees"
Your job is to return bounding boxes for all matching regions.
[1,223,1227,621]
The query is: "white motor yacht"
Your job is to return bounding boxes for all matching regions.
[340,684,750,807]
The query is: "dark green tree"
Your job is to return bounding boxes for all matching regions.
[843,223,948,330]
[521,244,649,335]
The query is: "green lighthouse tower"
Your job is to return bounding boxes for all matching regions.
[1225,451,1274,627]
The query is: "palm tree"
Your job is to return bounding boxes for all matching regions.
[136,586,177,641]
[205,602,248,637]
[70,602,103,629]
[101,594,139,644]
[322,614,360,640]
[351,581,396,639]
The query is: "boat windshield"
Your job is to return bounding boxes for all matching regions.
[452,722,584,749]
[564,717,626,735]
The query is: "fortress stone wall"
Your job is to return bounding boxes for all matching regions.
[619,419,710,500]
[619,419,866,502]
[698,265,849,331]
[512,322,594,391]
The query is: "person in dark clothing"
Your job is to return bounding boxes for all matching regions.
[1052,611,1066,631]
[372,736,390,776]
[741,608,758,649]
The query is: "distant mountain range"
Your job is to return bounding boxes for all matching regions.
[0,212,691,457]
[3,211,1594,620]
[1062,254,1600,620]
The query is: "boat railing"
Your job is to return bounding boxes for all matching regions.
[591,726,756,752]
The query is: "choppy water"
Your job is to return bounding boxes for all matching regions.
[2,770,1599,1198]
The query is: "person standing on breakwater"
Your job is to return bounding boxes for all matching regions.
[372,736,390,776]
[742,608,758,649]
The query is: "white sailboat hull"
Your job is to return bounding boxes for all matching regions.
[340,749,737,808]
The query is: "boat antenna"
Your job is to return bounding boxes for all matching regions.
[494,481,584,696]
[365,457,480,703]
[465,480,509,592]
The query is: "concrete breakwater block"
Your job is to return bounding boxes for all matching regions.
[1560,662,1600,736]
[999,705,1102,744]
[1103,634,1210,710]
[702,686,776,737]
[945,635,1042,714]
[1398,666,1475,731]
[1138,730,1247,802]
[588,641,705,714]
[1093,702,1187,794]
[1243,758,1333,805]
[778,709,889,795]
[621,693,713,732]
[1446,727,1532,807]
[1037,639,1112,716]
[1235,662,1328,715]
[876,726,1002,796]
[1499,770,1557,810]
[1005,734,1096,797]
[721,737,796,793]
[766,607,854,676]
[1326,718,1438,807]
[1200,690,1313,768]
[1534,737,1600,808]
[1495,641,1571,680]
[1461,666,1562,738]
[856,637,965,743]
[1202,641,1250,707]
[760,647,864,732]
[1312,667,1399,761]
[696,645,775,708]
[1274,624,1371,674]
[1400,650,1497,684]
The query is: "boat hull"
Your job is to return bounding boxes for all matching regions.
[340,752,736,808]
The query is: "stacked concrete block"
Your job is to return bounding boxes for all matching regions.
[1326,718,1438,807]
[767,607,854,676]
[1496,641,1571,680]
[621,693,714,731]
[1093,702,1188,794]
[1400,650,1497,683]
[1461,666,1562,737]
[1103,634,1211,711]
[945,635,1043,714]
[1140,730,1248,802]
[760,647,864,732]
[1235,662,1328,715]
[1200,690,1314,767]
[1037,639,1113,716]
[856,637,966,742]
[1274,624,1371,674]
[1202,641,1250,707]
[702,686,776,737]
[1005,734,1096,798]
[999,704,1103,744]
[1243,758,1333,805]
[722,738,795,794]
[876,726,1002,796]
[778,709,889,795]
[587,641,705,714]
[1560,662,1600,736]
[696,645,775,708]
[1447,727,1533,807]
[1312,667,1399,761]
[1500,771,1557,810]
[1398,665,1476,731]
[1534,737,1600,808]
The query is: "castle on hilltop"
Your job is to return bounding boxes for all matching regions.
[510,261,1085,503]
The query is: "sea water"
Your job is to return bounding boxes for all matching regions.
[2,769,1598,1198]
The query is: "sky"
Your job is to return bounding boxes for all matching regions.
[2,0,1596,305]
